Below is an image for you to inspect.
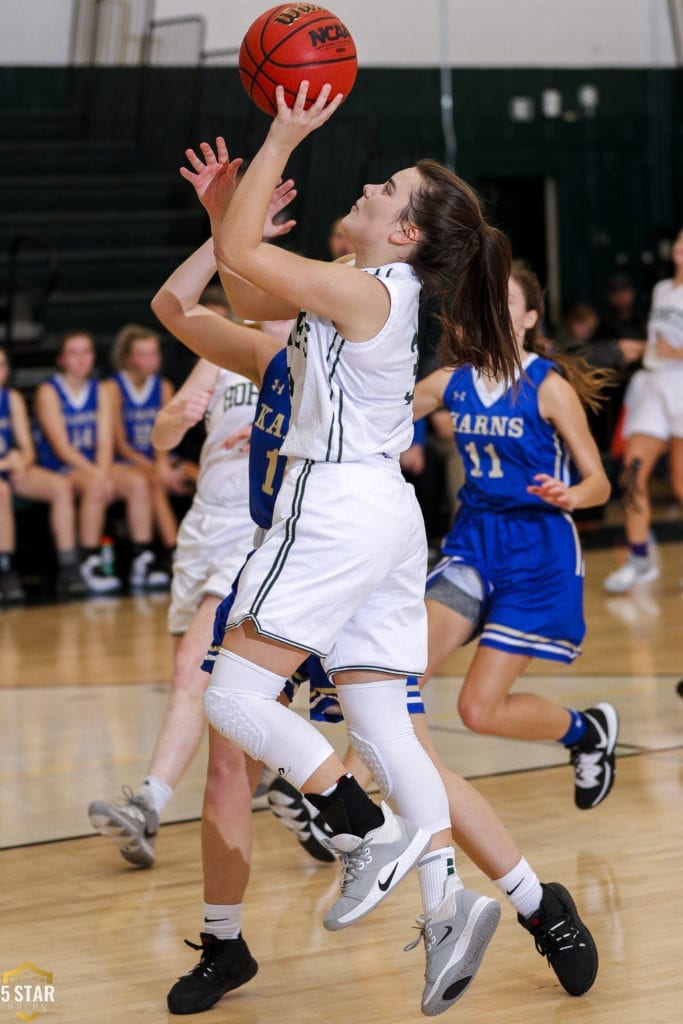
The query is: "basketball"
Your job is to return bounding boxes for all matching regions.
[239,4,358,116]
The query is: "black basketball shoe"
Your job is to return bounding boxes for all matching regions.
[570,702,619,809]
[267,774,336,863]
[518,882,598,996]
[167,932,258,1015]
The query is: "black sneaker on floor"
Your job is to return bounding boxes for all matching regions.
[56,562,87,599]
[167,932,258,1015]
[518,882,598,996]
[0,568,25,604]
[267,774,336,864]
[570,702,619,809]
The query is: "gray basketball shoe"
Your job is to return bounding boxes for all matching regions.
[88,786,159,867]
[405,886,501,1016]
[323,802,431,930]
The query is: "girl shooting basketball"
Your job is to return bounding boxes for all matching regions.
[181,81,519,1015]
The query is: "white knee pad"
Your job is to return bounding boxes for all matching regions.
[337,679,450,834]
[204,648,335,789]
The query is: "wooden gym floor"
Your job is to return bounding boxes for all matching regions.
[1,542,682,1023]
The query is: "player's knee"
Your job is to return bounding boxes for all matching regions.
[347,728,393,799]
[458,692,495,734]
[203,687,267,762]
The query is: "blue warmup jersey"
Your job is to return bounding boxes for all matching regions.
[112,372,161,459]
[249,349,289,529]
[203,348,425,716]
[36,376,99,471]
[427,353,586,664]
[0,388,14,479]
[444,354,575,514]
[0,388,13,457]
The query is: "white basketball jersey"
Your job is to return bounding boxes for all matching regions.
[282,262,421,463]
[195,368,259,507]
[644,279,683,371]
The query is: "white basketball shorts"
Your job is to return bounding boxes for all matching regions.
[624,368,683,441]
[226,457,429,677]
[168,496,256,636]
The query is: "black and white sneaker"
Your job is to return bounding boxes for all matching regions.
[80,553,122,595]
[518,882,598,996]
[167,932,258,1014]
[129,549,170,591]
[267,775,335,863]
[570,703,619,809]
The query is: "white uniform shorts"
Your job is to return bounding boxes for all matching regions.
[168,497,256,635]
[227,457,429,677]
[623,368,683,441]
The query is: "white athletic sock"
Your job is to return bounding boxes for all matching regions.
[418,846,463,915]
[202,902,243,941]
[493,857,543,919]
[137,776,174,816]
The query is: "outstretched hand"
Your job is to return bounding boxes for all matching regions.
[263,178,297,239]
[180,136,243,220]
[268,81,344,151]
[527,473,575,511]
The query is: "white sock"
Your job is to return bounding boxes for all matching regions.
[202,902,243,941]
[418,846,463,915]
[493,857,543,919]
[137,776,174,816]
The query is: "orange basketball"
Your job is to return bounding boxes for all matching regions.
[239,4,358,116]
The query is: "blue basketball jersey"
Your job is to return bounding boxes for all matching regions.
[36,375,99,470]
[443,354,575,513]
[0,388,14,459]
[112,371,162,459]
[249,349,290,529]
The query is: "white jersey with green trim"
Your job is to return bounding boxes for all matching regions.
[644,278,683,372]
[281,262,421,463]
[195,368,259,508]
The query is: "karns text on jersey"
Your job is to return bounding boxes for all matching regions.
[451,412,524,438]
[254,402,286,440]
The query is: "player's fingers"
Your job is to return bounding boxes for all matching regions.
[215,136,229,162]
[184,148,205,171]
[200,141,217,164]
[293,80,310,112]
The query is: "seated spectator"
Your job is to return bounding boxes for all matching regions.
[33,330,169,594]
[596,273,648,342]
[0,346,85,603]
[105,324,195,571]
[553,302,599,354]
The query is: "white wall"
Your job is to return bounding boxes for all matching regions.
[0,0,677,66]
[0,0,74,65]
[155,0,677,67]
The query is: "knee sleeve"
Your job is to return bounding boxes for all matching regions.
[204,648,335,790]
[336,680,450,835]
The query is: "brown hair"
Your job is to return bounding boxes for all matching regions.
[510,260,613,414]
[57,330,95,356]
[111,323,160,370]
[403,160,519,381]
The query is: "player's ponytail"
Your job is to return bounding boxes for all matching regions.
[404,160,519,382]
[510,260,613,414]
